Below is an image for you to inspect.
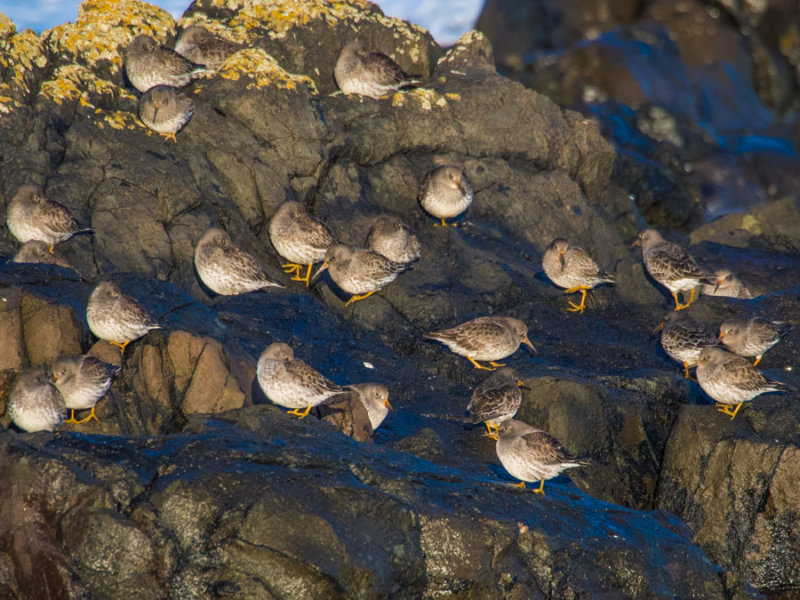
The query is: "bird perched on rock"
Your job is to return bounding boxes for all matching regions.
[138,85,194,142]
[635,229,715,311]
[702,269,752,299]
[256,343,349,419]
[718,317,792,366]
[312,245,411,306]
[654,312,717,379]
[365,214,421,264]
[194,227,282,295]
[123,34,206,92]
[695,346,786,420]
[86,281,162,354]
[174,25,243,69]
[488,420,588,495]
[349,383,392,431]
[13,240,75,271]
[542,238,615,313]
[465,368,526,434]
[7,185,92,251]
[334,40,422,99]
[269,202,336,287]
[425,316,536,371]
[52,355,120,424]
[7,370,66,432]
[418,166,473,227]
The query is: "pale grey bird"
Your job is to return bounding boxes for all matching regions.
[542,238,615,313]
[269,201,336,287]
[718,317,792,366]
[7,185,92,251]
[349,383,392,431]
[417,166,473,227]
[695,346,786,420]
[86,281,162,354]
[334,40,422,99]
[256,343,348,419]
[654,312,717,378]
[52,355,120,424]
[138,84,194,142]
[489,420,588,495]
[174,25,243,69]
[312,245,411,306]
[465,368,525,434]
[13,240,75,271]
[194,227,282,296]
[424,316,536,371]
[123,34,206,92]
[702,269,753,299]
[365,214,421,264]
[635,229,715,311]
[7,370,66,432]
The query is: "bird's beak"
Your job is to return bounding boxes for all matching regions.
[312,260,329,281]
[631,239,641,248]
[152,103,160,122]
[522,336,537,354]
[517,380,531,390]
[717,332,725,342]
[383,397,393,411]
[652,322,664,334]
[559,249,566,269]
[714,277,723,293]
[455,177,466,195]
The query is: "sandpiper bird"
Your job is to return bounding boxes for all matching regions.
[174,25,243,69]
[7,370,66,432]
[635,229,715,311]
[269,201,335,287]
[695,346,786,420]
[13,240,75,271]
[424,316,536,370]
[123,34,206,92]
[542,238,615,313]
[312,245,411,306]
[417,166,473,227]
[334,40,422,99]
[194,227,282,295]
[465,368,526,434]
[365,214,421,264]
[86,281,162,354]
[7,185,92,251]
[138,85,194,142]
[718,317,792,366]
[702,269,753,299]
[349,383,392,431]
[488,420,588,495]
[52,355,120,424]
[654,312,717,378]
[256,343,348,419]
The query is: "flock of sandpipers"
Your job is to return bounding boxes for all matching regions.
[2,22,792,495]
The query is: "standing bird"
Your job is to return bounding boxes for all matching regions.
[488,420,588,495]
[465,368,526,434]
[424,316,536,371]
[13,240,75,271]
[695,346,786,420]
[542,238,615,313]
[7,185,92,251]
[138,85,194,142]
[718,317,792,366]
[349,383,392,431]
[194,227,282,295]
[702,269,753,299]
[365,214,421,264]
[123,34,206,92]
[52,355,120,424]
[312,245,411,306]
[417,166,473,227]
[334,40,422,99]
[174,25,243,69]
[635,229,715,311]
[7,370,66,432]
[654,312,717,379]
[86,281,162,354]
[256,343,348,419]
[269,202,336,287]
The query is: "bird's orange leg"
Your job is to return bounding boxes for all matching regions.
[63,410,80,424]
[467,356,495,371]
[512,481,527,489]
[344,291,376,306]
[716,402,743,420]
[533,480,546,495]
[110,340,130,354]
[565,287,589,313]
[75,406,99,425]
[288,406,313,419]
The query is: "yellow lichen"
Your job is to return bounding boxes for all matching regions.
[392,87,446,111]
[102,109,140,130]
[217,47,317,93]
[0,29,46,103]
[39,63,136,108]
[0,12,16,38]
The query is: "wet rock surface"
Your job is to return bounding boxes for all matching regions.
[0,0,797,597]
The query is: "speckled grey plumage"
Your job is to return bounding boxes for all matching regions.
[313,245,411,305]
[542,238,614,312]
[53,355,120,423]
[719,317,792,365]
[334,41,421,99]
[194,227,282,295]
[702,269,753,299]
[86,281,161,348]
[365,214,420,264]
[7,370,66,432]
[13,240,75,271]
[465,368,523,430]
[174,26,243,69]
[656,312,717,377]
[417,166,473,225]
[349,383,391,431]
[124,34,206,92]
[7,185,92,248]
[269,202,335,285]
[138,85,194,140]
